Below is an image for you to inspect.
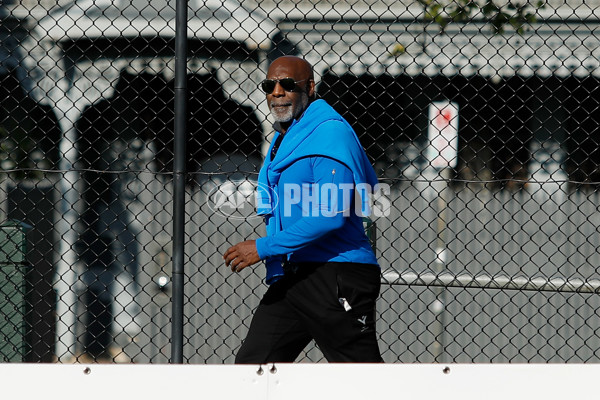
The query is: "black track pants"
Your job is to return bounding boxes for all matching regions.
[235,262,383,363]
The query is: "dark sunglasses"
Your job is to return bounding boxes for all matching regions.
[260,78,308,94]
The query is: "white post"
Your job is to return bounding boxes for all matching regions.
[53,98,83,361]
[426,101,460,362]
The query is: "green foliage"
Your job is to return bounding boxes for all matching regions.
[418,0,546,34]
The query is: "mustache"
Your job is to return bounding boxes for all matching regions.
[270,101,292,107]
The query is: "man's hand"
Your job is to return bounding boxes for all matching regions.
[224,240,261,273]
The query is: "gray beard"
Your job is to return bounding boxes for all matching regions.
[271,93,309,123]
[271,106,294,123]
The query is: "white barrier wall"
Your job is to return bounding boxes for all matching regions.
[2,363,598,400]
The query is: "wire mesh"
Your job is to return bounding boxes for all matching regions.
[0,0,600,363]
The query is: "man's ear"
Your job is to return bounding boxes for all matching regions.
[307,79,316,98]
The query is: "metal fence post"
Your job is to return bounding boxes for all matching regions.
[171,0,188,364]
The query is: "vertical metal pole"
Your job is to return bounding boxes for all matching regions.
[432,167,450,363]
[171,0,188,364]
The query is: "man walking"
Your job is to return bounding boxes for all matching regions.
[224,55,383,363]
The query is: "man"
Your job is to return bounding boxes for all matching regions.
[224,55,383,363]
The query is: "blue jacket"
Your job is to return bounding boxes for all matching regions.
[256,99,378,283]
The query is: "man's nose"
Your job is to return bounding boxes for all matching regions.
[271,81,286,96]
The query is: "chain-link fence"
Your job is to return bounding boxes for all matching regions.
[1,0,600,363]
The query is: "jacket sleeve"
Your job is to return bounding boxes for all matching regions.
[255,157,354,259]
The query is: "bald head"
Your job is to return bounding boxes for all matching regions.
[268,56,314,83]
